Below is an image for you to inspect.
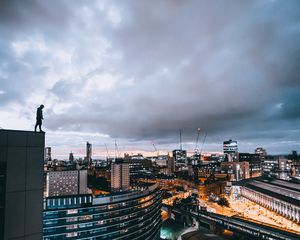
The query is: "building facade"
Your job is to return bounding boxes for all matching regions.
[262,157,278,176]
[156,155,168,167]
[46,170,88,197]
[69,152,74,162]
[238,153,262,177]
[223,139,238,154]
[43,184,162,240]
[167,156,175,175]
[0,130,44,239]
[198,180,227,199]
[241,179,300,223]
[223,139,238,161]
[123,157,152,178]
[111,161,130,192]
[221,161,250,181]
[172,149,187,166]
[255,147,267,156]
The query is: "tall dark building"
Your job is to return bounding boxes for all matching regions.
[255,147,267,157]
[86,141,92,164]
[69,151,74,162]
[0,129,45,239]
[223,139,238,154]
[167,156,175,175]
[111,160,130,192]
[123,155,153,178]
[223,139,238,162]
[172,149,187,166]
[238,153,262,177]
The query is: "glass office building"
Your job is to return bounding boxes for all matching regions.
[43,183,162,240]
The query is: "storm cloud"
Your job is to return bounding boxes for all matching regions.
[1,0,300,156]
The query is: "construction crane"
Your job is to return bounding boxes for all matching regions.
[200,131,207,157]
[192,128,207,164]
[151,141,159,156]
[179,129,183,150]
[114,139,121,159]
[104,143,110,159]
[194,128,201,155]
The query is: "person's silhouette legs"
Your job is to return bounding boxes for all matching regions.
[34,121,43,132]
[39,123,44,132]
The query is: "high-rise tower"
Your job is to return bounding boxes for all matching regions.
[44,147,51,163]
[111,159,130,192]
[223,139,238,161]
[0,129,44,239]
[86,141,92,164]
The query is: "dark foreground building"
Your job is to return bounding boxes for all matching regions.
[43,183,162,240]
[0,129,45,240]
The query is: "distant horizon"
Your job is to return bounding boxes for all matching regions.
[1,126,298,159]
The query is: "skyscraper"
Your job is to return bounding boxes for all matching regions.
[69,151,74,162]
[111,160,130,192]
[167,156,175,175]
[86,141,92,164]
[172,149,187,166]
[44,147,51,163]
[0,129,44,239]
[223,139,238,161]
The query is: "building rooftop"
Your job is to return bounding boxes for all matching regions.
[267,179,300,192]
[245,179,300,206]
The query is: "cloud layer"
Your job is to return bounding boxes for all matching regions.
[1,0,300,157]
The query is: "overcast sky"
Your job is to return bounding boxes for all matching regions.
[1,0,300,158]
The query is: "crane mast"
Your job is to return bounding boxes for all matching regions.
[179,129,182,150]
[152,141,159,156]
[104,143,110,159]
[195,128,201,154]
[200,131,207,156]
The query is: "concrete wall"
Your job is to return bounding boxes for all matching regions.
[0,130,44,240]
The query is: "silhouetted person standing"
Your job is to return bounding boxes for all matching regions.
[35,104,44,132]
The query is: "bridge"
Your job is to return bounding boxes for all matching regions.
[162,204,300,240]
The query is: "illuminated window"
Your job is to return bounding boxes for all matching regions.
[67,209,78,214]
[66,232,78,237]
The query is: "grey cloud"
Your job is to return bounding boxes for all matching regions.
[0,0,74,31]
[1,0,300,154]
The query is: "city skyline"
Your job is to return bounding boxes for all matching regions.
[1,1,300,156]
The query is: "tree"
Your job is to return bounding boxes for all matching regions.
[217,197,230,207]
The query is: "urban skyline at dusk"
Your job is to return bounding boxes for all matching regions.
[1,1,300,240]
